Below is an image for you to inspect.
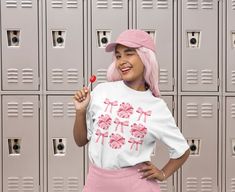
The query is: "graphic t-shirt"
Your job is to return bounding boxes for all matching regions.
[86,81,189,169]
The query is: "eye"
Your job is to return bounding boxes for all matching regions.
[115,54,121,59]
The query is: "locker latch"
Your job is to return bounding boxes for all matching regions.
[232,139,235,156]
[52,30,66,48]
[145,30,156,41]
[97,30,111,48]
[187,139,200,155]
[187,31,201,48]
[232,32,235,48]
[7,30,20,47]
[8,138,21,155]
[53,138,66,156]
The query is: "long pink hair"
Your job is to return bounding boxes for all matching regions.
[106,47,160,97]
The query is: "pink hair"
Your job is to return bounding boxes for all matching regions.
[106,47,160,97]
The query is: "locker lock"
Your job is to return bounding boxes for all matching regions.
[190,143,197,151]
[8,138,21,155]
[52,30,66,48]
[187,139,200,155]
[57,37,64,44]
[7,30,20,47]
[187,31,200,48]
[97,30,111,48]
[53,138,66,156]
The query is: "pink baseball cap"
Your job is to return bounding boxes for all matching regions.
[105,29,156,53]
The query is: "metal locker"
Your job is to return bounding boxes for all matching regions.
[151,95,175,192]
[91,0,129,86]
[226,0,235,92]
[225,97,235,192]
[47,96,84,192]
[0,0,39,90]
[46,0,84,90]
[181,0,219,92]
[181,96,218,192]
[2,95,39,192]
[135,0,175,92]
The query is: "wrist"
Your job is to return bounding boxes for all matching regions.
[160,170,166,181]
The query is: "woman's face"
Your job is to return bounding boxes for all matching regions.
[115,44,145,90]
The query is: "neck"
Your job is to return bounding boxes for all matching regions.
[123,80,147,91]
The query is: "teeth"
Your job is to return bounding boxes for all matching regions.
[121,67,130,72]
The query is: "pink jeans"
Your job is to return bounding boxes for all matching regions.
[83,163,161,192]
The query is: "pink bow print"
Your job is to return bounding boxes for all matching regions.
[128,138,143,151]
[95,129,108,144]
[136,107,152,122]
[114,118,129,133]
[104,98,118,113]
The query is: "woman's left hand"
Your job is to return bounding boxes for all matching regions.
[138,161,165,181]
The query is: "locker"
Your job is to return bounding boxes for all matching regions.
[47,96,84,192]
[2,95,39,192]
[225,97,235,192]
[135,0,175,92]
[0,0,39,90]
[151,95,175,192]
[181,96,218,192]
[46,0,84,90]
[91,0,129,86]
[226,0,235,92]
[181,0,219,92]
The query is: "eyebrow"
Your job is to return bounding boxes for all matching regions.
[115,48,136,54]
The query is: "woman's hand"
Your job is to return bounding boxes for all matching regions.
[73,87,90,111]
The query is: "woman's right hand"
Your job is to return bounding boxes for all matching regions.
[73,87,91,111]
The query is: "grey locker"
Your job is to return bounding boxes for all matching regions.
[0,0,39,90]
[181,0,219,92]
[91,0,129,86]
[226,0,235,92]
[2,95,39,192]
[151,95,175,192]
[135,0,174,92]
[47,96,84,192]
[225,97,235,192]
[181,96,218,192]
[46,0,84,90]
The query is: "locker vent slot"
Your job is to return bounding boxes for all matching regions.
[231,71,235,84]
[96,0,108,8]
[67,69,79,83]
[53,102,64,117]
[22,177,34,191]
[97,69,107,83]
[53,177,64,191]
[201,69,213,84]
[141,0,153,9]
[186,103,198,117]
[201,0,213,10]
[52,0,63,8]
[201,177,213,191]
[186,177,198,191]
[7,102,19,117]
[52,69,63,83]
[7,68,19,83]
[5,0,17,8]
[186,69,198,84]
[231,178,235,192]
[159,69,169,84]
[8,177,20,191]
[201,103,213,118]
[21,0,33,8]
[22,102,34,117]
[68,177,79,191]
[67,0,78,8]
[157,0,168,9]
[231,104,235,118]
[22,68,34,83]
[112,0,123,8]
[159,180,168,191]
[67,103,75,117]
[186,0,199,9]
[232,0,235,10]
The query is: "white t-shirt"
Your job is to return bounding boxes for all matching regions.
[86,81,189,169]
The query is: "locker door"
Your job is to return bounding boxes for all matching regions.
[136,0,174,92]
[0,0,39,90]
[2,95,39,192]
[181,96,218,192]
[151,95,175,192]
[46,0,84,90]
[225,97,235,192]
[47,96,84,192]
[91,0,129,86]
[226,0,235,92]
[181,0,219,92]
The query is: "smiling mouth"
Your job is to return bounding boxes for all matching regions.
[120,67,132,74]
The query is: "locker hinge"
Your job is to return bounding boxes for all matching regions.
[217,78,220,87]
[217,101,220,110]
[172,78,175,87]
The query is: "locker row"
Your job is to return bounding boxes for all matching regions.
[1,95,235,192]
[0,0,235,92]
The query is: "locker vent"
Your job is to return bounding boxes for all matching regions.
[67,0,78,8]
[201,177,213,191]
[22,102,34,117]
[7,68,18,83]
[186,69,198,84]
[21,0,33,8]
[52,69,63,83]
[5,0,17,8]
[231,104,235,118]
[52,0,63,8]
[201,0,213,10]
[231,70,235,84]
[22,177,34,191]
[112,0,123,8]
[141,0,153,9]
[7,102,18,117]
[68,177,79,191]
[96,0,108,8]
[159,69,169,84]
[97,69,107,83]
[186,177,198,191]
[232,0,235,10]
[53,177,64,191]
[231,178,235,192]
[159,180,168,191]
[186,0,199,9]
[8,177,20,191]
[201,69,213,84]
[67,103,75,117]
[186,103,198,117]
[67,69,79,83]
[52,102,64,117]
[157,0,168,9]
[22,68,34,83]
[201,103,213,118]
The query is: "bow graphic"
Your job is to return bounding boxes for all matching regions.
[136,107,152,122]
[114,118,129,133]
[128,138,143,151]
[104,98,118,113]
[95,129,108,144]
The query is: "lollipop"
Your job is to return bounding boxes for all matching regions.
[88,75,96,88]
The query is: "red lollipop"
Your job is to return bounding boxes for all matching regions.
[88,75,96,88]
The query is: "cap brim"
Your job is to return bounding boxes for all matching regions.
[105,41,141,52]
[105,43,118,52]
